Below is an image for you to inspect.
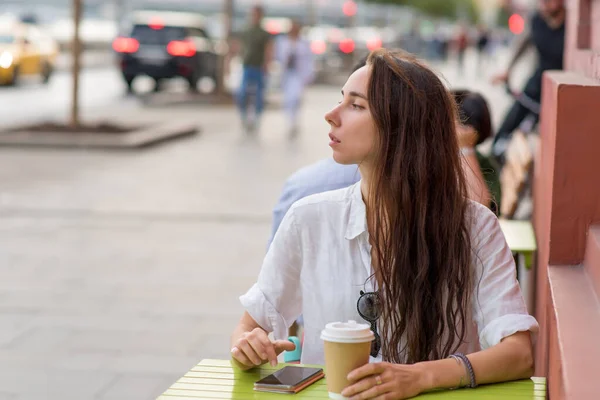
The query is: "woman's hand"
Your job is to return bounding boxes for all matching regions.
[341,362,428,400]
[230,327,296,370]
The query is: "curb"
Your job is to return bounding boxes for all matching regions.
[0,121,200,149]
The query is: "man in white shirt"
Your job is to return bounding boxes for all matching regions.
[275,20,315,138]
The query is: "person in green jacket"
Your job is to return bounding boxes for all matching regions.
[453,89,502,216]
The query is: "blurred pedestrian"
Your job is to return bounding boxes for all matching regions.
[486,30,503,64]
[476,24,490,75]
[490,0,565,165]
[455,24,469,76]
[236,5,273,134]
[275,20,315,138]
[400,19,424,57]
[431,26,449,61]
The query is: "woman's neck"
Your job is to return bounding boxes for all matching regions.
[358,164,373,208]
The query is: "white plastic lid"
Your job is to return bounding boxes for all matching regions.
[320,320,374,343]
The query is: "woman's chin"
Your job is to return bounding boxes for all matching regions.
[332,152,354,165]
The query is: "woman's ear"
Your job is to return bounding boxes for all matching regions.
[456,125,478,148]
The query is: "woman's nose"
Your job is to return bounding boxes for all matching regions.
[324,106,340,127]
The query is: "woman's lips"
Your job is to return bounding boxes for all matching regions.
[329,133,341,145]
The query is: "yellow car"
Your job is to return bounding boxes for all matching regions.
[0,20,58,86]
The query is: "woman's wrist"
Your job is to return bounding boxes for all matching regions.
[413,358,468,392]
[412,362,435,393]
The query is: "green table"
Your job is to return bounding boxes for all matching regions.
[499,219,537,269]
[157,359,547,399]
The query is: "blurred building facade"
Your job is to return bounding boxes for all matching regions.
[2,0,411,26]
[474,0,502,25]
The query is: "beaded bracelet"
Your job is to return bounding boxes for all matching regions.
[447,355,465,390]
[449,353,477,388]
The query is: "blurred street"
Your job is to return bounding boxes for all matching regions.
[0,45,531,129]
[0,48,532,399]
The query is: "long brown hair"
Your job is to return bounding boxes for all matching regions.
[365,49,473,364]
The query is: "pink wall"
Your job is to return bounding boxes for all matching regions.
[533,0,600,397]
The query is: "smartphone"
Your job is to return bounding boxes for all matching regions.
[254,366,324,392]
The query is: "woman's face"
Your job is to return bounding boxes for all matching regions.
[324,66,378,166]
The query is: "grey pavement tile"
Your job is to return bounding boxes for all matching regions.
[0,349,58,370]
[48,351,117,372]
[188,333,233,360]
[32,313,211,333]
[105,354,200,375]
[94,374,174,400]
[0,368,115,398]
[0,289,114,316]
[16,396,87,400]
[64,328,202,357]
[17,396,93,400]
[0,315,35,347]
[3,327,74,353]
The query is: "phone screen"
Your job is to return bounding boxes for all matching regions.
[255,366,323,388]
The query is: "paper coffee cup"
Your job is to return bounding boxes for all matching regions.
[321,320,374,400]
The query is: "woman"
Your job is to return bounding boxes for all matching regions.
[453,89,502,215]
[231,49,538,399]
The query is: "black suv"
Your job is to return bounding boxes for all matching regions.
[113,11,218,92]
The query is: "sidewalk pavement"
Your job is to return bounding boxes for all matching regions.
[0,50,529,399]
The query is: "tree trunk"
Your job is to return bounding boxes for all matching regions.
[70,0,82,129]
[216,0,234,96]
[306,0,317,26]
[114,0,124,30]
[345,9,357,71]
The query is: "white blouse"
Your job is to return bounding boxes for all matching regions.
[240,182,538,365]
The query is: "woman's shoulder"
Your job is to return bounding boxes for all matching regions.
[465,199,502,246]
[292,183,356,208]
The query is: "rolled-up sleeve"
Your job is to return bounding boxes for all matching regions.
[470,204,539,350]
[240,206,303,341]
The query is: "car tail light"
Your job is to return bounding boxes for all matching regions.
[339,38,355,54]
[311,40,327,55]
[264,20,281,35]
[112,37,139,53]
[149,17,165,30]
[367,38,383,51]
[167,40,196,57]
